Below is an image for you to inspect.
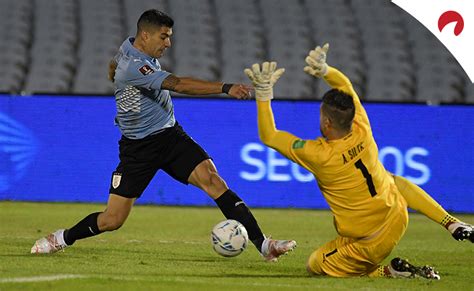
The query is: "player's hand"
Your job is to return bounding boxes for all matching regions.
[304,43,329,78]
[228,84,253,99]
[244,61,285,101]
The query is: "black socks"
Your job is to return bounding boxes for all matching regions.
[63,191,265,251]
[63,212,103,246]
[214,189,265,251]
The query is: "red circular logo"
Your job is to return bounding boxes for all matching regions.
[438,10,464,36]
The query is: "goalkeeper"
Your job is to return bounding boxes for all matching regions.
[244,44,473,279]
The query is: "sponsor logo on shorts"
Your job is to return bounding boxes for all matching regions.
[112,173,122,189]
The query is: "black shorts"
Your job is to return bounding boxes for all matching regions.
[109,122,211,198]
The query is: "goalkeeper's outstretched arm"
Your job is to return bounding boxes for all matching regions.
[257,100,300,157]
[244,62,303,161]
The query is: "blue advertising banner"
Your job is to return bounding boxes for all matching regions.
[0,95,473,212]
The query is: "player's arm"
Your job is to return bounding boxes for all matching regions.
[256,99,304,161]
[108,50,123,83]
[304,43,370,127]
[161,74,252,99]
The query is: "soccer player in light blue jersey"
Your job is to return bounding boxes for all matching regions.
[31,9,296,261]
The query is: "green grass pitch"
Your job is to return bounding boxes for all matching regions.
[0,201,472,290]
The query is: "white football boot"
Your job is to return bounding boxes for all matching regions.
[448,222,474,243]
[31,229,68,254]
[388,257,440,280]
[261,236,297,262]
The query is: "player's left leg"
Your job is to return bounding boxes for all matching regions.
[31,194,135,254]
[394,175,473,243]
[188,159,296,261]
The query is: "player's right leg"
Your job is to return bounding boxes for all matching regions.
[394,175,473,243]
[162,123,296,262]
[31,194,134,254]
[188,159,297,262]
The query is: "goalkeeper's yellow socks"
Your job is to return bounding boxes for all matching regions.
[368,265,391,278]
[394,175,459,229]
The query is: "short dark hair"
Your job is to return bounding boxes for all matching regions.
[137,9,174,33]
[321,89,355,131]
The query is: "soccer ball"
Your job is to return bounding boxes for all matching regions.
[211,219,248,257]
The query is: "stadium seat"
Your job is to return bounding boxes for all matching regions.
[71,0,124,95]
[259,0,314,98]
[216,0,265,85]
[0,0,471,103]
[164,0,219,80]
[349,0,417,102]
[0,0,32,93]
[22,0,77,94]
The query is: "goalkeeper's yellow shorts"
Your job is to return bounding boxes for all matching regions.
[307,195,408,277]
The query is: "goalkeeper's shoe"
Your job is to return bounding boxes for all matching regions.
[388,257,440,280]
[31,229,68,254]
[261,236,297,262]
[448,222,474,243]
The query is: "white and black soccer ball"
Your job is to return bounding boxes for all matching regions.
[211,219,248,257]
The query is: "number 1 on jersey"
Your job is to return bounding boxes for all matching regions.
[355,159,377,197]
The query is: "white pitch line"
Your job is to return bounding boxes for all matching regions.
[0,274,86,283]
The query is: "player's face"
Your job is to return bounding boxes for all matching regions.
[146,26,172,58]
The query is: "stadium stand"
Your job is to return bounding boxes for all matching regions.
[466,84,474,104]
[259,0,313,98]
[168,0,219,81]
[72,0,122,94]
[24,0,77,93]
[0,0,32,93]
[0,0,471,104]
[351,0,415,102]
[215,0,265,86]
[303,0,365,98]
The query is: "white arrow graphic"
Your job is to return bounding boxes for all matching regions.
[392,0,474,83]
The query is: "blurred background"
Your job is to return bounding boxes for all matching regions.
[0,0,473,103]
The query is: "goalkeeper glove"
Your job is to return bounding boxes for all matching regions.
[304,43,329,78]
[244,61,285,101]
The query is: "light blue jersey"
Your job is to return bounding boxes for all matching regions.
[113,37,175,139]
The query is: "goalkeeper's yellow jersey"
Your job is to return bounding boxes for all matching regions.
[257,67,401,239]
